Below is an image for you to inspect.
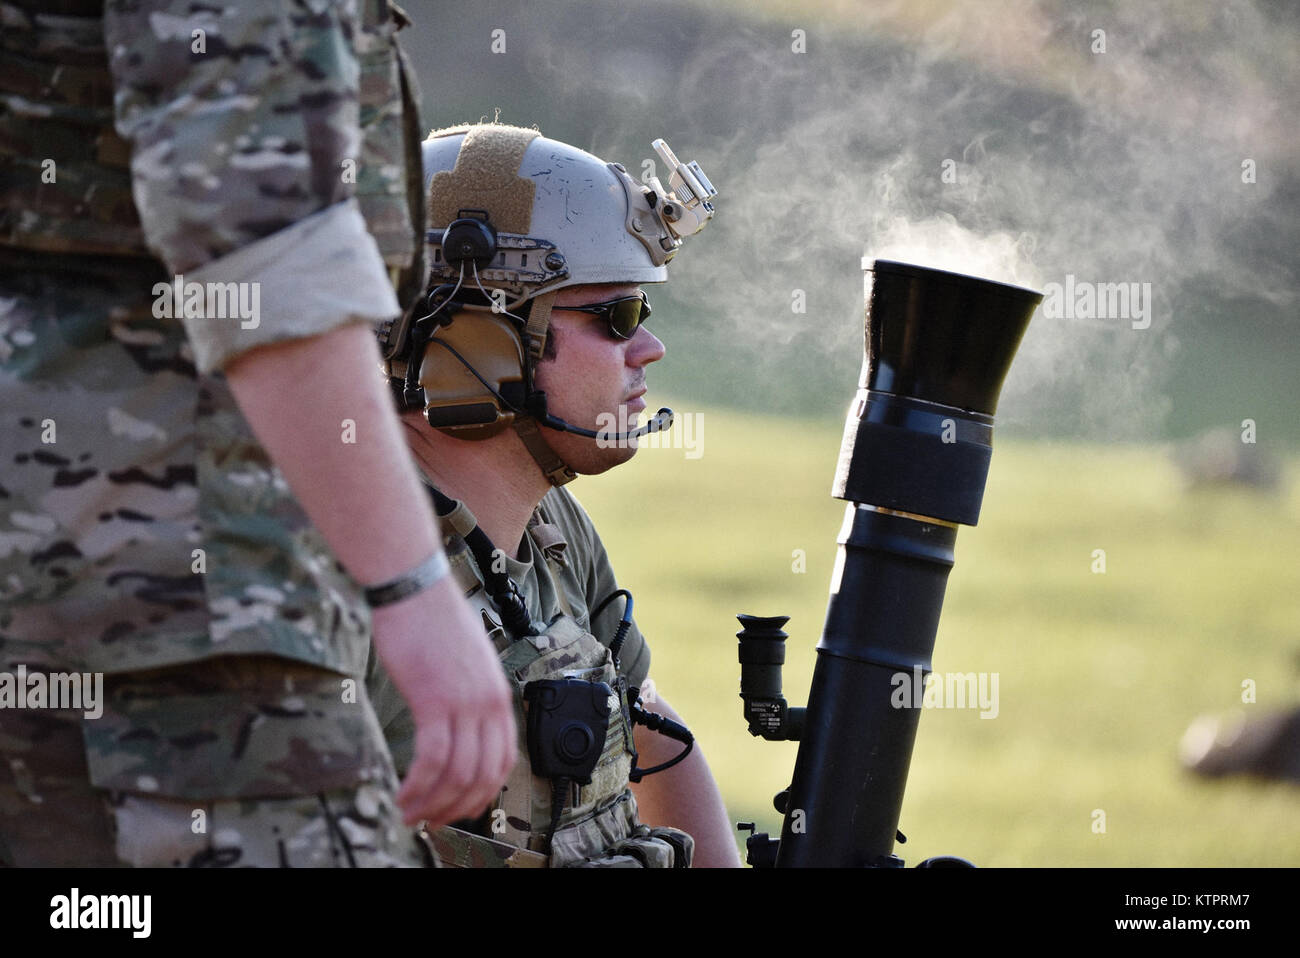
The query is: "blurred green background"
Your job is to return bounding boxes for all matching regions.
[399,0,1299,864]
[579,405,1300,866]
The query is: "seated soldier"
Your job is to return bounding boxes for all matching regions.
[366,122,740,867]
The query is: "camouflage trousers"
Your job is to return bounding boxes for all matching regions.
[0,656,428,867]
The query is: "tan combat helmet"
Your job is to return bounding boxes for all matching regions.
[379,122,717,485]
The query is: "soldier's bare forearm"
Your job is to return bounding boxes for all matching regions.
[631,692,743,868]
[226,321,519,826]
[224,320,442,585]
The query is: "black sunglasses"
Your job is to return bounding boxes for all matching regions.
[558,290,652,340]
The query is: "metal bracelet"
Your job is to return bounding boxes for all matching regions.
[362,550,451,608]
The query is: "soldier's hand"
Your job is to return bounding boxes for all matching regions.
[370,574,516,827]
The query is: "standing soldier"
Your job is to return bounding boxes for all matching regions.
[0,1,514,866]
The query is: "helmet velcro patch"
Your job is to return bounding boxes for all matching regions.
[428,124,540,234]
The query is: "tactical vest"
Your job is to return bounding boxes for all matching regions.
[420,494,693,868]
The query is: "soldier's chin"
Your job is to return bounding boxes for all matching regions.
[596,441,638,471]
[574,437,637,476]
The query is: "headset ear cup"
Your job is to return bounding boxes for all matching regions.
[419,309,528,438]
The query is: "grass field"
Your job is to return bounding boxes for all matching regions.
[575,400,1300,866]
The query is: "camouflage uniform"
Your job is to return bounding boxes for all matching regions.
[0,0,428,866]
[367,484,693,868]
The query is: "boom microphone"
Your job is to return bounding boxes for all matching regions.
[423,335,673,442]
[540,407,674,442]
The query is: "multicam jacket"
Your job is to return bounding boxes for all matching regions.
[1,0,423,679]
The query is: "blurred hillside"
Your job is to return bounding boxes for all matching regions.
[401,0,1299,443]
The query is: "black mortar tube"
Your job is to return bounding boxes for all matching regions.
[774,260,1041,868]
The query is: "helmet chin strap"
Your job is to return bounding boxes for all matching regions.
[520,290,556,365]
[513,416,578,487]
[512,292,579,486]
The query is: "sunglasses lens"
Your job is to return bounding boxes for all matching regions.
[607,300,638,338]
[562,293,651,339]
[606,295,650,339]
